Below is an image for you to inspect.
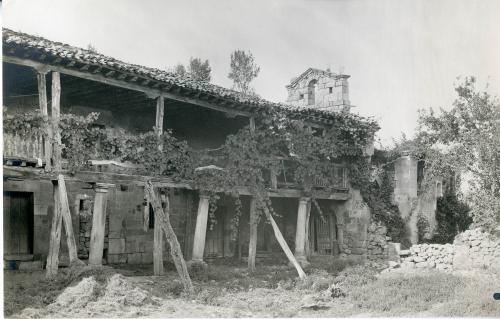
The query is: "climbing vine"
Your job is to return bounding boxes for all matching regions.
[4,107,379,240]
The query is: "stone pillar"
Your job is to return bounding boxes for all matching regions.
[294,197,310,266]
[191,194,210,263]
[89,183,113,266]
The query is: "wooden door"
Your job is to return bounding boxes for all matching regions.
[205,207,225,258]
[314,214,331,255]
[3,192,34,256]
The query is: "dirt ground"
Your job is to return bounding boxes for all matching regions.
[3,258,500,318]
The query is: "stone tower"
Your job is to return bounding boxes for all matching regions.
[286,68,351,112]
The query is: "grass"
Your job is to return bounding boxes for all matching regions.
[4,260,499,317]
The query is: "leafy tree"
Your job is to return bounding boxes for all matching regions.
[228,50,260,94]
[173,63,186,77]
[432,187,472,243]
[86,44,97,53]
[188,57,211,82]
[415,77,500,233]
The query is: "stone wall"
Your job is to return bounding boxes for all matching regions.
[400,243,454,270]
[452,228,500,271]
[333,189,370,257]
[393,155,442,244]
[286,69,350,112]
[398,228,500,272]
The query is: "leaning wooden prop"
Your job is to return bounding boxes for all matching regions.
[46,174,85,278]
[144,180,194,294]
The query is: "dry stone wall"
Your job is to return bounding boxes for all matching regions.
[398,228,500,272]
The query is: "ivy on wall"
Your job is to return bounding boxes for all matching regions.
[4,107,379,240]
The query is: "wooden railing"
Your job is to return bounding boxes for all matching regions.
[3,132,45,162]
[275,159,348,190]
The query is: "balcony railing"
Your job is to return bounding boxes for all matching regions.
[3,132,45,164]
[274,159,348,190]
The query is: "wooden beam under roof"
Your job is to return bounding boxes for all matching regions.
[3,166,350,200]
[4,55,253,117]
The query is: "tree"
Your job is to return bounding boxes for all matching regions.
[173,63,186,77]
[228,50,260,94]
[416,77,500,233]
[188,57,211,82]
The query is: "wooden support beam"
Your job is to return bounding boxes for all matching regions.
[46,181,63,278]
[145,181,193,293]
[153,189,164,275]
[5,54,253,118]
[57,174,84,266]
[155,95,164,135]
[37,70,52,171]
[262,199,306,279]
[305,200,312,258]
[248,198,257,272]
[249,116,256,133]
[89,183,113,266]
[51,71,62,171]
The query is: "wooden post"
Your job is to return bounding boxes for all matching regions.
[248,197,258,271]
[37,70,52,171]
[191,194,210,262]
[46,181,63,278]
[336,211,344,253]
[51,71,62,171]
[330,214,339,256]
[294,197,310,266]
[153,190,164,276]
[262,201,307,279]
[145,181,193,293]
[305,200,311,258]
[89,183,113,266]
[57,174,84,266]
[155,95,165,135]
[249,116,256,133]
[270,168,278,189]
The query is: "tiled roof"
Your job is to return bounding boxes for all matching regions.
[2,28,376,128]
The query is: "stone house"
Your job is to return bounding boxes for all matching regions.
[2,29,375,269]
[286,68,351,113]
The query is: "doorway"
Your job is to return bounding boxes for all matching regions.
[3,191,34,256]
[311,213,338,255]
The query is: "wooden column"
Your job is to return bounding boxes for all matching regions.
[155,95,164,135]
[89,183,113,266]
[248,197,258,271]
[249,116,256,132]
[37,70,52,171]
[336,210,345,253]
[51,71,62,171]
[46,181,63,278]
[153,189,164,276]
[294,197,310,265]
[304,200,312,258]
[191,194,210,262]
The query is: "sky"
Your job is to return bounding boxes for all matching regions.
[2,0,500,146]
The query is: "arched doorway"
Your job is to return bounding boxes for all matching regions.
[308,79,317,105]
